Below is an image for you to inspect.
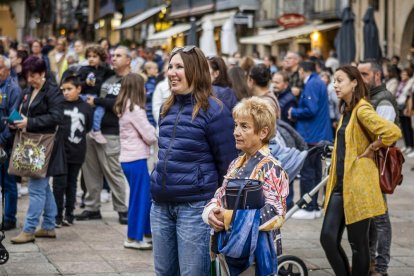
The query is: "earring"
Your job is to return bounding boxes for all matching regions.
[352,86,355,92]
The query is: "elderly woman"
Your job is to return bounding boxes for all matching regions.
[203,96,289,276]
[150,46,237,275]
[10,56,65,244]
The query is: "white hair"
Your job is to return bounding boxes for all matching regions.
[0,55,11,69]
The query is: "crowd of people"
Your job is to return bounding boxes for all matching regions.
[0,34,411,276]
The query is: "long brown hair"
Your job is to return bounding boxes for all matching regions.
[228,66,251,100]
[208,56,231,87]
[336,65,369,113]
[114,73,146,116]
[161,47,213,119]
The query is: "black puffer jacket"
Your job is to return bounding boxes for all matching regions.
[20,78,66,176]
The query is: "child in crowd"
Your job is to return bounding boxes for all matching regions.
[114,73,156,250]
[53,75,93,227]
[77,44,113,144]
[142,61,158,127]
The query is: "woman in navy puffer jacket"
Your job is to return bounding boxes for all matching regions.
[150,46,237,276]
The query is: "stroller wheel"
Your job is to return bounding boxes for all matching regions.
[277,255,308,276]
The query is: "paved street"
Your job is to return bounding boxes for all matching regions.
[0,155,413,275]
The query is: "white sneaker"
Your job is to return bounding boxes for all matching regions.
[143,236,152,244]
[314,210,323,218]
[401,147,407,152]
[407,150,414,158]
[100,190,111,203]
[403,147,413,154]
[291,209,316,220]
[124,239,152,250]
[20,186,28,195]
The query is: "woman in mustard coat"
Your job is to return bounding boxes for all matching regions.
[320,65,401,276]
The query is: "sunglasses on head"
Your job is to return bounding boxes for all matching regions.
[171,45,196,54]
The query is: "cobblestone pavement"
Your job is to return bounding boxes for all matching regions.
[0,156,413,275]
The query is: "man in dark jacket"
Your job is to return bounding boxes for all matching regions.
[272,71,296,127]
[0,55,21,230]
[358,60,399,276]
[283,51,303,97]
[288,61,332,219]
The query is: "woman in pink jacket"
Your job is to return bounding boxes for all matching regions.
[114,73,157,250]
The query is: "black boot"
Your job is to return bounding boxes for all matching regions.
[0,221,16,231]
[75,210,102,221]
[118,212,128,225]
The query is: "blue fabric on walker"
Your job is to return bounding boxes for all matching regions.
[218,210,278,276]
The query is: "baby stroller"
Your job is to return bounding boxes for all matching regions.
[275,141,333,276]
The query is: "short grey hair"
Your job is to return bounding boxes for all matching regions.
[0,55,11,69]
[116,46,132,59]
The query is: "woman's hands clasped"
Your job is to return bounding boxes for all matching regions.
[208,207,225,232]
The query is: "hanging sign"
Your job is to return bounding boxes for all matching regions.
[277,13,306,28]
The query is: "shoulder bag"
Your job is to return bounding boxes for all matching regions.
[8,129,56,178]
[358,117,405,194]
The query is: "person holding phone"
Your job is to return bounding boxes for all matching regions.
[0,55,22,231]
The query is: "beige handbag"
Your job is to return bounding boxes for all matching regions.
[8,129,55,178]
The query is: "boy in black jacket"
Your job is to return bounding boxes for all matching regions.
[53,75,93,226]
[77,44,113,144]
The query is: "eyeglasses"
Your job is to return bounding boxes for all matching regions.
[171,45,196,54]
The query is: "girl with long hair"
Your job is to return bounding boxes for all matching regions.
[114,73,157,250]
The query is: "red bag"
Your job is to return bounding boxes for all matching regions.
[376,146,405,194]
[357,116,405,194]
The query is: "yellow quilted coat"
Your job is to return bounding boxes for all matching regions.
[324,99,402,225]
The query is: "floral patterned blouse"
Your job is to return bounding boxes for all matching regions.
[205,145,289,231]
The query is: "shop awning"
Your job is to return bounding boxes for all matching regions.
[240,22,341,45]
[117,4,167,30]
[146,23,191,47]
[200,10,237,27]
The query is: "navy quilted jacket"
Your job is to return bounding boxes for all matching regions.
[151,94,238,203]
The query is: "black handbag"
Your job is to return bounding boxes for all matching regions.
[224,179,265,232]
[224,179,265,210]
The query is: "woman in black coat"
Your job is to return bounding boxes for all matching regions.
[11,56,65,244]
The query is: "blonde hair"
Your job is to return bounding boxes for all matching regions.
[232,96,276,143]
[143,61,158,74]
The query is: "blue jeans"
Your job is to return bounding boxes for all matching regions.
[299,145,322,211]
[369,195,391,275]
[0,160,17,223]
[80,94,104,131]
[150,201,211,276]
[23,177,57,233]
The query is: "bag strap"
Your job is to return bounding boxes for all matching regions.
[228,180,249,232]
